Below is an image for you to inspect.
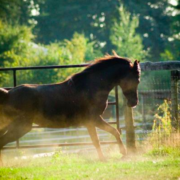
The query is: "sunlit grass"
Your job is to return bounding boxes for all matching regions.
[0,148,180,180]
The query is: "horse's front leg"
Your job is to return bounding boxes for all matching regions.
[95,116,127,156]
[86,124,105,161]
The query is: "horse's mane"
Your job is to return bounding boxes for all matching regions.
[84,54,133,73]
[67,54,135,89]
[71,54,133,78]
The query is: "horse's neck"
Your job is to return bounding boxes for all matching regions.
[72,65,128,95]
[89,69,120,94]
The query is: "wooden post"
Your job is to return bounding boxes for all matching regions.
[115,86,121,133]
[13,70,20,148]
[171,70,179,128]
[124,98,136,153]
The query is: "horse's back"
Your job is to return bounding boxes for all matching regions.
[36,82,81,116]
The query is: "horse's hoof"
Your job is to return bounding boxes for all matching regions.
[120,148,127,156]
[99,157,106,162]
[0,161,3,167]
[121,155,128,160]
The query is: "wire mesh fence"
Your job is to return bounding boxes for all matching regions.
[133,69,180,151]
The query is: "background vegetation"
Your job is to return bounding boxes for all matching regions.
[0,0,179,85]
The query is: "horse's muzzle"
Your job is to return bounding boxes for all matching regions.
[127,100,138,108]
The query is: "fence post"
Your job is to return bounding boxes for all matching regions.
[124,98,136,153]
[171,70,179,128]
[115,86,121,133]
[13,70,20,148]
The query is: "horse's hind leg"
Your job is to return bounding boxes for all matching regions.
[0,116,32,166]
[0,116,32,148]
[86,124,105,160]
[0,126,8,137]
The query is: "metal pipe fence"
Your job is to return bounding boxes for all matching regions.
[1,61,180,154]
[0,64,120,151]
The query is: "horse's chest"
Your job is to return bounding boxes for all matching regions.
[89,95,108,115]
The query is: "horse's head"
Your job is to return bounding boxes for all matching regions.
[119,60,141,108]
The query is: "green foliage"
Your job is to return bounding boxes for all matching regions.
[0,20,35,86]
[160,39,180,61]
[160,49,176,61]
[62,32,102,63]
[110,6,148,61]
[122,1,173,61]
[153,100,172,135]
[35,0,173,61]
[147,146,180,157]
[35,0,121,50]
[0,0,178,63]
[147,100,180,156]
[0,23,101,86]
[0,21,34,65]
[170,0,180,39]
[0,0,43,25]
[159,0,180,62]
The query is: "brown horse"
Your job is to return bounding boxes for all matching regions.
[0,54,140,163]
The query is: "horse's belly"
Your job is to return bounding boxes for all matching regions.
[0,115,12,132]
[33,113,83,128]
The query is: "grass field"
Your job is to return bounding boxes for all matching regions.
[0,149,180,180]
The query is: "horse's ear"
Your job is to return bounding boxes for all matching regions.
[134,60,138,66]
[134,60,140,64]
[133,60,140,71]
[112,50,118,56]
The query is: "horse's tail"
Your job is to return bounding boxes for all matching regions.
[0,88,8,104]
[0,88,8,137]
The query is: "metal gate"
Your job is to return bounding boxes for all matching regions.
[0,64,121,151]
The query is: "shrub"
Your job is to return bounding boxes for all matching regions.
[146,100,180,156]
[0,22,102,86]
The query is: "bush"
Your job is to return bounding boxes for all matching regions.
[146,100,180,156]
[110,6,148,61]
[0,22,102,86]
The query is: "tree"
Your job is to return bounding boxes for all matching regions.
[35,0,172,61]
[110,6,147,61]
[0,0,43,25]
[0,0,177,62]
[121,0,173,61]
[35,0,121,50]
[0,21,101,86]
[171,0,180,36]
[0,20,34,66]
[160,0,180,61]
